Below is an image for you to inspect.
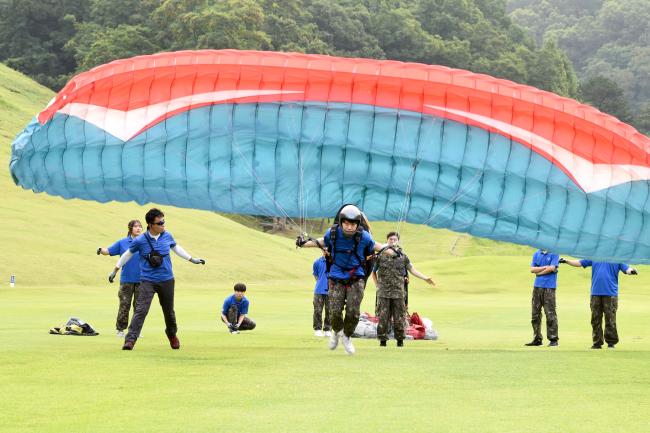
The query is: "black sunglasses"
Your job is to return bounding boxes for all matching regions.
[152,220,165,226]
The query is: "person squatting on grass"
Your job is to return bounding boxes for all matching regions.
[109,208,205,350]
[97,219,143,338]
[560,258,637,349]
[526,249,560,347]
[373,232,435,347]
[296,204,387,355]
[312,253,332,337]
[221,283,256,334]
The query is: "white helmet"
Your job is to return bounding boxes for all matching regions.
[338,204,362,224]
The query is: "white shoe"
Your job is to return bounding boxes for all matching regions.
[342,335,355,355]
[328,331,342,350]
[324,330,333,337]
[116,330,125,338]
[314,330,324,337]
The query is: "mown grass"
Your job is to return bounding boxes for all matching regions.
[1,65,649,433]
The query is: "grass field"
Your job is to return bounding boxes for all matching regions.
[1,64,649,433]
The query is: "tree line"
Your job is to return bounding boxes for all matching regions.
[5,0,648,133]
[508,0,650,133]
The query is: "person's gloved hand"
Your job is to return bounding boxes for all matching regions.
[630,268,638,275]
[97,247,102,255]
[295,235,307,248]
[559,257,567,264]
[190,257,205,265]
[108,269,117,283]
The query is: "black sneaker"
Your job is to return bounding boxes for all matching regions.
[591,344,602,349]
[607,344,615,349]
[379,340,387,347]
[396,340,404,347]
[548,341,558,347]
[524,340,543,346]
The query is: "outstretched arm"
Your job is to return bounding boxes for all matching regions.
[407,264,435,286]
[97,247,110,255]
[560,258,582,267]
[297,237,326,249]
[108,250,134,283]
[171,245,205,264]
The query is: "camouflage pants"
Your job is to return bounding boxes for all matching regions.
[328,278,365,337]
[531,287,558,342]
[376,296,406,341]
[590,296,618,346]
[226,305,256,331]
[116,283,140,331]
[313,294,331,331]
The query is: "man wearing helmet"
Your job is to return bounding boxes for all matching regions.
[296,204,387,355]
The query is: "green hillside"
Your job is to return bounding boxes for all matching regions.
[1,66,649,433]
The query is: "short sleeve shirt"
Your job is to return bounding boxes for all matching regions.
[313,257,329,295]
[375,248,410,298]
[323,226,375,280]
[579,260,629,296]
[108,236,140,283]
[222,294,249,318]
[129,231,177,282]
[531,250,560,289]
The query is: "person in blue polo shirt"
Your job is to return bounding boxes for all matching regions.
[296,205,387,355]
[97,219,142,337]
[312,254,331,337]
[109,208,205,351]
[526,249,560,347]
[561,258,637,349]
[221,283,256,334]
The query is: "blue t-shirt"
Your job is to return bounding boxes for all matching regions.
[129,231,177,282]
[222,294,250,318]
[323,226,375,280]
[313,257,329,295]
[108,236,140,283]
[579,260,629,296]
[531,250,560,289]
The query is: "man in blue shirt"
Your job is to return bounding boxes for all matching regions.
[312,254,331,337]
[109,208,205,351]
[221,283,256,333]
[561,258,637,349]
[296,204,387,355]
[526,249,560,347]
[97,219,142,337]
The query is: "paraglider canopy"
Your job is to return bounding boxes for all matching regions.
[9,50,650,263]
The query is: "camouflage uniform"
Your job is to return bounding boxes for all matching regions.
[226,305,256,331]
[531,287,558,342]
[375,249,410,341]
[328,278,365,337]
[116,282,140,331]
[590,296,618,346]
[313,294,331,331]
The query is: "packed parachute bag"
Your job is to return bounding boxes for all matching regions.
[49,317,99,336]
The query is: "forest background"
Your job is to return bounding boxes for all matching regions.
[2,0,648,134]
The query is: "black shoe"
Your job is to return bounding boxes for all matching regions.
[548,341,558,347]
[379,340,387,347]
[607,344,615,349]
[591,344,602,349]
[524,340,543,346]
[396,340,404,347]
